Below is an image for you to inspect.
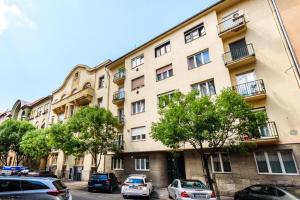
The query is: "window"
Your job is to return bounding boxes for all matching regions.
[254,150,298,174]
[191,79,216,97]
[131,75,144,90]
[58,114,64,123]
[157,91,174,108]
[132,100,145,114]
[188,49,210,69]
[98,97,103,108]
[112,158,123,170]
[131,126,146,141]
[210,153,232,173]
[99,76,105,88]
[83,82,91,89]
[74,72,79,78]
[131,54,144,68]
[184,23,206,43]
[155,41,171,57]
[135,157,149,171]
[0,180,21,192]
[44,103,49,113]
[37,107,42,117]
[156,64,173,81]
[21,180,49,190]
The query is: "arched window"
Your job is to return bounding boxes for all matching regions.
[74,72,79,79]
[83,82,91,89]
[61,94,66,100]
[71,88,77,94]
[21,110,26,120]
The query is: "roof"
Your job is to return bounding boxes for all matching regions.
[107,0,225,68]
[26,95,52,108]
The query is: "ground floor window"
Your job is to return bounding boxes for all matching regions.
[254,150,298,175]
[112,158,123,170]
[135,157,150,171]
[210,153,232,173]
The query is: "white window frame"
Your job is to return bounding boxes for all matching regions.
[191,79,216,97]
[132,100,145,114]
[210,153,232,173]
[112,158,123,170]
[184,23,206,43]
[157,91,175,107]
[131,54,144,69]
[157,68,173,81]
[155,41,171,58]
[253,151,299,175]
[131,126,146,141]
[135,157,150,171]
[188,49,210,69]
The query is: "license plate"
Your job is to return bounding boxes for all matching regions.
[129,186,138,189]
[194,194,207,199]
[94,184,102,187]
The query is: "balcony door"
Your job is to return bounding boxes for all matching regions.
[229,38,248,60]
[236,71,257,96]
[119,87,125,98]
[253,108,270,138]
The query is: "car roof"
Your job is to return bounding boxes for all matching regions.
[0,176,58,181]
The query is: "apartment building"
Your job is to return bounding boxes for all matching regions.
[101,0,300,195]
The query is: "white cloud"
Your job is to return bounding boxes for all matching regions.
[0,0,35,34]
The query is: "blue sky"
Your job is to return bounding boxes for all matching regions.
[0,0,217,112]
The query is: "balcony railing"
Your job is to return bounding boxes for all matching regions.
[223,43,255,66]
[233,79,266,98]
[113,91,125,104]
[114,139,124,150]
[244,121,279,142]
[217,15,246,36]
[117,114,125,125]
[113,70,126,84]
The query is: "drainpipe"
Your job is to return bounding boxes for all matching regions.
[269,0,300,88]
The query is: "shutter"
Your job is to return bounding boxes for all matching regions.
[132,76,144,90]
[131,126,146,136]
[156,64,172,75]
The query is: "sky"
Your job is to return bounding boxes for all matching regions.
[0,0,218,112]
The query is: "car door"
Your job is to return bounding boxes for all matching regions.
[20,180,52,200]
[0,179,24,200]
[169,180,178,199]
[247,185,277,200]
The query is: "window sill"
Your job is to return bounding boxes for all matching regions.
[113,169,124,171]
[131,139,146,142]
[135,169,150,172]
[132,63,144,69]
[131,86,144,91]
[212,172,232,174]
[188,61,211,70]
[156,75,174,82]
[131,111,145,116]
[257,172,299,176]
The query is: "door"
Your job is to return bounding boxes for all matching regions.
[0,180,23,200]
[69,168,73,180]
[119,87,125,98]
[236,71,257,96]
[229,38,248,60]
[167,153,186,184]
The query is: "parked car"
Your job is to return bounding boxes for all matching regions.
[234,184,300,200]
[168,179,216,200]
[27,171,58,178]
[88,172,118,192]
[0,176,72,200]
[121,174,153,199]
[1,166,27,176]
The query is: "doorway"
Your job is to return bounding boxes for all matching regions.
[229,38,248,60]
[167,152,186,184]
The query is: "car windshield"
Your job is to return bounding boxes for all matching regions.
[53,180,67,190]
[181,180,208,189]
[286,188,300,198]
[92,174,108,180]
[126,178,144,184]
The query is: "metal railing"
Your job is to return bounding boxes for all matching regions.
[217,15,246,34]
[117,114,125,124]
[113,91,125,102]
[114,139,124,150]
[258,121,279,139]
[233,79,266,97]
[113,70,126,83]
[223,43,255,65]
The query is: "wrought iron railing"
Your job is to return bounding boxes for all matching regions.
[223,43,255,65]
[117,114,125,124]
[217,15,246,34]
[258,121,279,139]
[113,91,125,102]
[113,70,126,83]
[233,79,266,97]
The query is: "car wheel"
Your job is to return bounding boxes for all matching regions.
[123,195,127,199]
[88,188,92,192]
[168,192,172,199]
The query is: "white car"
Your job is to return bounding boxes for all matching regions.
[121,174,153,199]
[168,179,216,200]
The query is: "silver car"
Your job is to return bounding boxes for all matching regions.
[0,176,72,200]
[168,179,216,200]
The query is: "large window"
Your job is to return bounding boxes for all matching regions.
[112,158,123,170]
[135,157,150,171]
[99,76,105,89]
[184,23,206,43]
[191,79,216,97]
[131,126,146,141]
[254,150,298,174]
[188,49,210,69]
[131,54,144,68]
[156,64,173,81]
[210,153,232,173]
[132,100,145,114]
[131,76,144,90]
[157,91,174,108]
[155,41,171,57]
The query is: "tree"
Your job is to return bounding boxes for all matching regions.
[20,129,52,170]
[0,119,35,165]
[65,106,119,172]
[151,89,266,199]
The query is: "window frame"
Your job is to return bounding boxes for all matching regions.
[187,49,210,70]
[135,157,150,171]
[131,99,145,115]
[131,126,146,141]
[112,158,123,170]
[210,152,232,173]
[98,76,105,89]
[191,79,216,97]
[253,151,299,175]
[156,64,174,82]
[131,54,145,69]
[157,90,175,108]
[155,41,171,58]
[131,75,145,91]
[184,23,206,43]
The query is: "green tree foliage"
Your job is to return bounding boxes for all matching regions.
[152,89,266,197]
[0,119,35,165]
[65,106,119,170]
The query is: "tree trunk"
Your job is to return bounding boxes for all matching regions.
[212,173,221,200]
[201,153,214,191]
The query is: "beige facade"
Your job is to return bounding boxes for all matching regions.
[2,0,300,195]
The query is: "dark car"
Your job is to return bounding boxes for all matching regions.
[234,184,300,200]
[88,172,118,193]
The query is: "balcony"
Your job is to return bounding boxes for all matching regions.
[52,87,94,114]
[233,79,266,101]
[117,114,125,127]
[223,43,256,69]
[112,91,125,105]
[113,70,126,85]
[217,15,247,39]
[244,121,279,144]
[114,138,124,151]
